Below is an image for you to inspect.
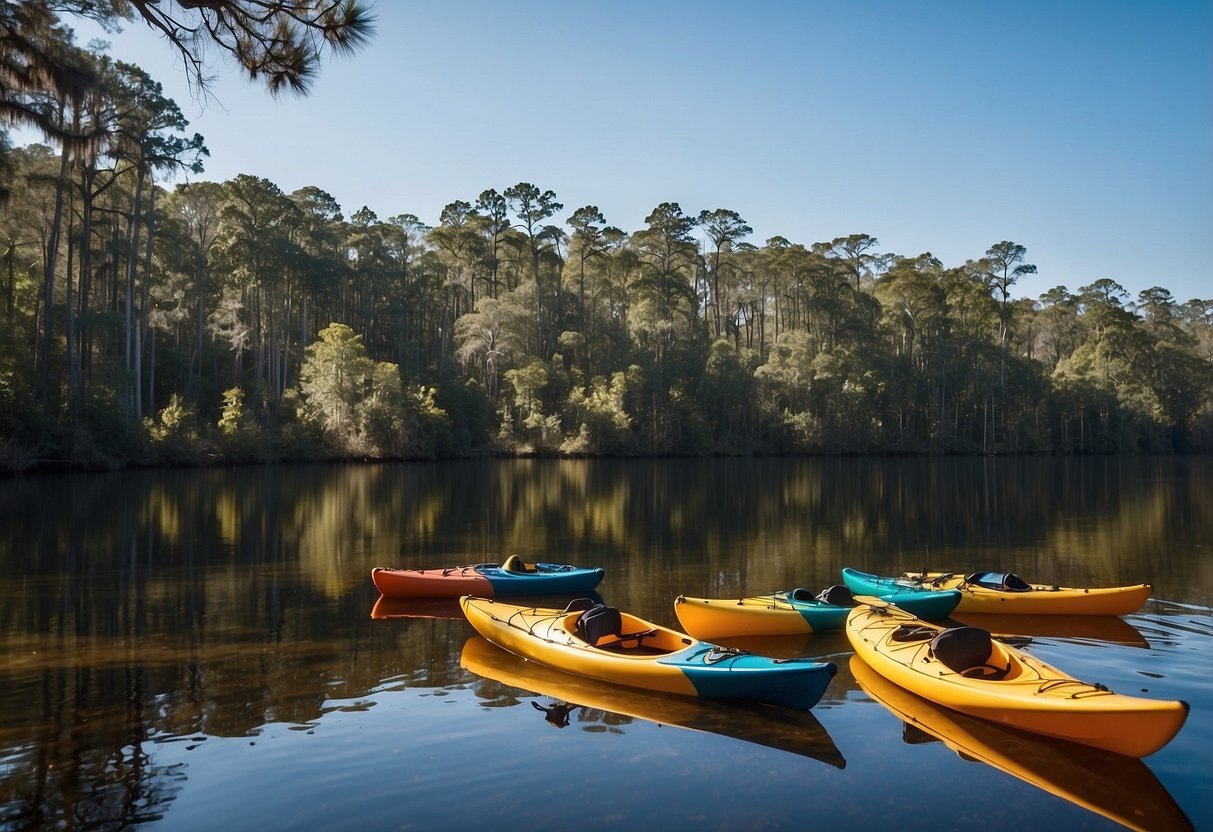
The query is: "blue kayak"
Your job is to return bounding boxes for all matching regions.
[372,555,605,598]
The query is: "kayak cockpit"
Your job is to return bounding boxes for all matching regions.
[929,625,1026,681]
[562,602,690,654]
[963,571,1033,592]
[888,621,1026,681]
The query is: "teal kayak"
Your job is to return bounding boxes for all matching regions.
[372,555,604,598]
[840,568,961,618]
[675,582,959,640]
[842,567,1150,615]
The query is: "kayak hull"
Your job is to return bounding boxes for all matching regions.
[842,567,1151,615]
[845,602,1188,757]
[460,636,847,769]
[674,586,960,641]
[372,562,604,598]
[674,595,849,639]
[459,596,837,709]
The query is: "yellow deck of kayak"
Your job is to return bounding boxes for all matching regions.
[845,602,1188,758]
[898,571,1151,615]
[459,596,702,697]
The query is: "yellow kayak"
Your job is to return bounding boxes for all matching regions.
[886,569,1151,615]
[850,656,1193,831]
[674,585,959,640]
[673,593,852,639]
[460,636,846,769]
[844,602,1188,757]
[459,596,837,709]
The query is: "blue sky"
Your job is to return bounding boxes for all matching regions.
[59,0,1212,303]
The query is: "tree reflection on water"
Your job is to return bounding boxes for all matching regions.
[0,457,1209,827]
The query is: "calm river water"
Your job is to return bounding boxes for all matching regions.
[1,457,1210,831]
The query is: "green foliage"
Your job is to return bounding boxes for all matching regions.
[454,292,532,398]
[298,323,376,451]
[755,331,816,413]
[701,339,756,450]
[145,393,202,464]
[218,387,250,437]
[297,323,454,458]
[3,77,1212,470]
[561,371,636,455]
[357,362,406,455]
[430,376,490,455]
[26,0,375,99]
[501,359,558,451]
[358,362,453,458]
[773,409,825,452]
[215,386,272,462]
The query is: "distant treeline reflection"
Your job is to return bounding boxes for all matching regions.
[0,458,1209,827]
[3,458,1206,595]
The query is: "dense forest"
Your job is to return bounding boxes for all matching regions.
[3,3,1211,473]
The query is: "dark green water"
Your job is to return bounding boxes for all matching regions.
[1,457,1210,831]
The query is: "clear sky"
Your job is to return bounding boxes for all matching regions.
[57,0,1213,303]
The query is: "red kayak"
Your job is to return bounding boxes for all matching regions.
[371,555,605,598]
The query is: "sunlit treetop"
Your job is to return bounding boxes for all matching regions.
[1,0,373,203]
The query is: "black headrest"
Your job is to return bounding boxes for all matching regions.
[816,585,855,607]
[929,626,993,673]
[967,571,1031,592]
[576,604,622,645]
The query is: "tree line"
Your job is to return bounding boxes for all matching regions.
[2,8,1211,472]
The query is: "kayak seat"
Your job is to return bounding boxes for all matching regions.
[502,555,535,573]
[577,604,621,644]
[561,597,596,614]
[576,604,657,650]
[789,588,815,601]
[816,585,855,607]
[929,626,1010,679]
[965,571,1031,592]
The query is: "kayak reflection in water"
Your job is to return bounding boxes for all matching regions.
[531,700,579,728]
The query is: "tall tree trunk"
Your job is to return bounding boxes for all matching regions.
[3,237,15,325]
[65,205,77,419]
[530,237,544,357]
[578,252,588,336]
[125,163,147,423]
[192,288,204,401]
[37,144,72,407]
[72,167,97,418]
[147,326,156,415]
[141,185,156,417]
[711,249,723,338]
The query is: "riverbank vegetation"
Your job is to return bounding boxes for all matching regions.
[3,5,1211,473]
